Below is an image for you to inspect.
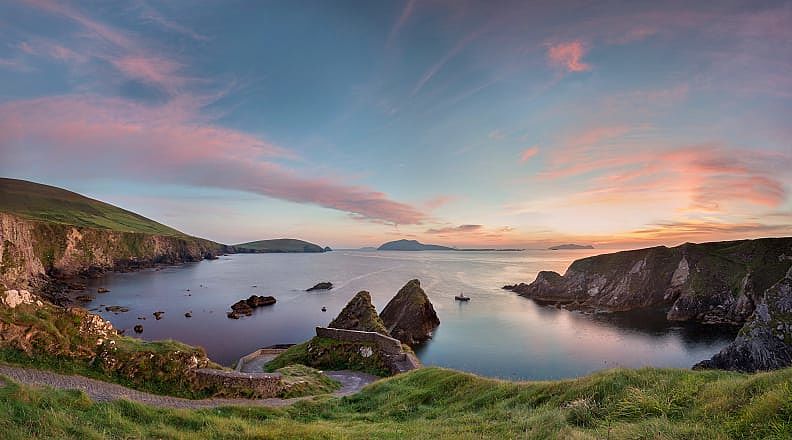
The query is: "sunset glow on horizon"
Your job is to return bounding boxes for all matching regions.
[1,0,790,248]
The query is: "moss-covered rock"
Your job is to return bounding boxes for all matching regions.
[328,291,389,335]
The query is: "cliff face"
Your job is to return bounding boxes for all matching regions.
[695,266,792,372]
[506,237,792,372]
[0,212,227,290]
[508,238,792,325]
[380,279,440,345]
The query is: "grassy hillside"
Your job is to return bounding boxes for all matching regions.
[0,366,790,439]
[0,178,184,236]
[234,238,325,253]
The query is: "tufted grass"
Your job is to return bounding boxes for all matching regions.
[0,366,790,439]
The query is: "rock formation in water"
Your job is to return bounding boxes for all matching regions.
[548,244,594,250]
[505,237,792,371]
[328,291,389,335]
[695,266,792,372]
[380,279,440,345]
[232,238,327,253]
[227,295,277,319]
[306,282,333,291]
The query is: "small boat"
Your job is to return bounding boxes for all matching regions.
[455,293,470,302]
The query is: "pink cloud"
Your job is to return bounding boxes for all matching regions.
[546,40,591,72]
[423,195,456,211]
[520,146,539,162]
[0,95,426,225]
[426,224,483,234]
[111,56,185,91]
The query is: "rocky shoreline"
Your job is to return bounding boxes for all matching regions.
[505,237,792,372]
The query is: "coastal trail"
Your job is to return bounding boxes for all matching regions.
[0,364,378,409]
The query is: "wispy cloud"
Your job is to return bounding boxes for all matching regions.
[0,95,427,225]
[426,224,483,234]
[546,40,590,73]
[520,146,539,162]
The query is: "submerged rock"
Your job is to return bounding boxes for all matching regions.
[328,291,389,335]
[307,282,333,291]
[133,324,143,333]
[104,305,129,313]
[153,311,164,320]
[97,287,110,293]
[380,279,440,345]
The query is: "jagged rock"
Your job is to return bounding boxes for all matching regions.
[153,311,164,320]
[328,291,389,335]
[307,282,333,291]
[508,238,792,324]
[97,287,110,293]
[133,324,144,333]
[695,267,792,372]
[185,311,192,318]
[380,279,440,345]
[2,289,42,308]
[75,295,93,302]
[105,305,129,313]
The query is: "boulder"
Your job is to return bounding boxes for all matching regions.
[380,279,440,345]
[307,282,333,291]
[133,324,143,333]
[328,291,389,335]
[97,287,110,293]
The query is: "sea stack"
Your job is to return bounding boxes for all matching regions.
[380,279,440,345]
[328,291,389,335]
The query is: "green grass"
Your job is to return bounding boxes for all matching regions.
[276,364,341,398]
[0,366,790,439]
[265,337,391,377]
[0,178,185,235]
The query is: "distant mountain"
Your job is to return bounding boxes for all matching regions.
[378,239,454,251]
[548,244,594,250]
[234,238,327,253]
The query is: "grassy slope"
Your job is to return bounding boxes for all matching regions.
[0,178,184,236]
[0,366,790,439]
[233,238,324,252]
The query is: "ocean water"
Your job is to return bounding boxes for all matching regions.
[80,250,737,380]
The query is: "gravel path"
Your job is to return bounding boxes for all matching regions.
[0,364,379,409]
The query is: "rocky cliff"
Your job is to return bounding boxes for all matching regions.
[506,238,792,325]
[0,212,228,291]
[380,279,440,345]
[505,237,792,371]
[695,266,792,372]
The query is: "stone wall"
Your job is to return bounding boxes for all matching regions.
[316,327,403,355]
[193,368,282,397]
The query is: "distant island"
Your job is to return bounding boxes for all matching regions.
[548,244,594,250]
[234,238,329,253]
[377,239,454,251]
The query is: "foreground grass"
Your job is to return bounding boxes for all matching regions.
[1,366,790,439]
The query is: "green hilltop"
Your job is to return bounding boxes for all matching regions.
[234,238,327,253]
[0,178,185,236]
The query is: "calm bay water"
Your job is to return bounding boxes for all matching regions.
[81,250,737,380]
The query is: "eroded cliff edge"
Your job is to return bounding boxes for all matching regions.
[505,237,792,371]
[0,212,229,292]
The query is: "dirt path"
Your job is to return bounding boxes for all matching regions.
[0,364,378,409]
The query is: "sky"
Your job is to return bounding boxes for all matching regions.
[0,0,791,249]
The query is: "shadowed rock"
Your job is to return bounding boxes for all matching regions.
[380,279,440,345]
[695,267,792,372]
[328,291,388,335]
[227,295,276,319]
[307,282,333,291]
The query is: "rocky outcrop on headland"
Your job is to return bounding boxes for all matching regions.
[506,238,792,324]
[695,266,792,372]
[0,212,228,294]
[328,291,389,335]
[380,279,440,345]
[505,237,792,372]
